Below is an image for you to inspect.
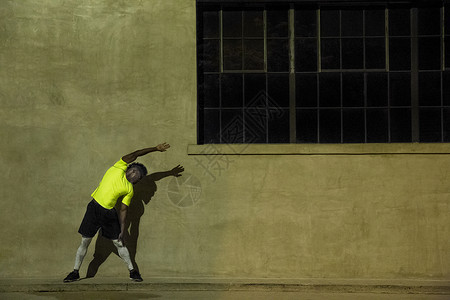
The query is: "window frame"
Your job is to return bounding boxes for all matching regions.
[196,0,450,147]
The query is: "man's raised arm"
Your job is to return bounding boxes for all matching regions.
[122,143,170,163]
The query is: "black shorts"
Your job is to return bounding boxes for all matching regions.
[78,200,121,240]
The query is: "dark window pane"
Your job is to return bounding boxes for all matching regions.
[245,108,266,143]
[247,105,271,132]
[367,109,389,142]
[296,38,317,71]
[201,39,220,72]
[204,109,220,143]
[389,38,411,70]
[203,74,220,108]
[365,38,385,69]
[389,8,410,36]
[342,38,363,69]
[419,108,442,142]
[245,74,266,107]
[295,9,317,37]
[445,39,450,69]
[444,71,450,106]
[202,10,219,38]
[267,9,289,38]
[321,9,340,37]
[223,11,242,37]
[343,73,364,107]
[296,74,317,107]
[390,108,412,142]
[245,126,266,143]
[341,10,363,37]
[390,72,411,106]
[248,105,271,136]
[296,109,318,143]
[245,116,268,142]
[418,8,441,36]
[221,74,243,108]
[446,4,450,36]
[221,109,243,143]
[343,109,365,143]
[419,72,441,106]
[269,109,290,143]
[367,72,388,107]
[321,38,340,69]
[365,9,385,36]
[444,108,450,142]
[244,39,264,70]
[223,39,242,70]
[244,10,263,37]
[268,39,290,72]
[419,37,441,70]
[319,109,341,143]
[319,73,340,107]
[268,74,290,108]
[269,103,286,120]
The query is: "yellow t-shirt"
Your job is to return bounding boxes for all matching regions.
[91,159,134,209]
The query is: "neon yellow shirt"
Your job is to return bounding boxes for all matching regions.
[91,159,134,209]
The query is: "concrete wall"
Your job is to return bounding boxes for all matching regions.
[0,0,449,280]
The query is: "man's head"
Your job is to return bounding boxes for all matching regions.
[126,163,148,184]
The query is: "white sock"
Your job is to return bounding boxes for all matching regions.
[74,236,92,271]
[112,239,134,271]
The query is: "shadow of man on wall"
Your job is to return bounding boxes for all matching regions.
[86,165,184,277]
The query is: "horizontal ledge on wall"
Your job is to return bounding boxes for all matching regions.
[187,143,450,155]
[197,0,438,4]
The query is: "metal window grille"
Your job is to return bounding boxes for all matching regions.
[197,1,450,144]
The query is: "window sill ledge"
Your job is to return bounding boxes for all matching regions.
[187,143,450,155]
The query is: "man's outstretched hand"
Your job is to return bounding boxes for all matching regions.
[156,143,170,152]
[171,165,184,177]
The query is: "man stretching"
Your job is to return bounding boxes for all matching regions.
[64,143,170,282]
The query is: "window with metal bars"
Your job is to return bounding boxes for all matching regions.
[197,0,450,144]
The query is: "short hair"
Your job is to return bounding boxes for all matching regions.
[127,162,148,177]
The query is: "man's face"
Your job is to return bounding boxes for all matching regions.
[126,167,143,184]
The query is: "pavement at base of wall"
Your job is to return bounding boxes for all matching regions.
[1,291,450,300]
[0,277,449,300]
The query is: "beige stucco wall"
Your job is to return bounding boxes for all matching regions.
[0,0,449,280]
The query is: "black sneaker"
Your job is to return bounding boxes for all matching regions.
[129,269,143,282]
[63,270,80,282]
